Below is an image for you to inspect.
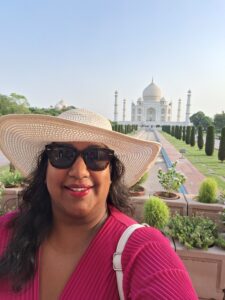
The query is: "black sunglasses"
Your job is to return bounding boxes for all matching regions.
[45,144,114,171]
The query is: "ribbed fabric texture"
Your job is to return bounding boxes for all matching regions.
[0,208,198,299]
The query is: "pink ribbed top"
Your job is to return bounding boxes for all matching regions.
[0,207,198,299]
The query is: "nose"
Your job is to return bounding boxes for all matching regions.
[68,155,90,178]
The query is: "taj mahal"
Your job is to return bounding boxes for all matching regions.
[114,79,192,128]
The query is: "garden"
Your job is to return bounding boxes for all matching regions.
[129,160,225,300]
[160,127,225,191]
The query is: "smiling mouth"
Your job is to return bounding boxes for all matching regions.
[67,187,90,192]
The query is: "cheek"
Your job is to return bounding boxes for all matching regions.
[97,168,111,191]
[46,164,65,190]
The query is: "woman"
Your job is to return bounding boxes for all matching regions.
[0,108,198,299]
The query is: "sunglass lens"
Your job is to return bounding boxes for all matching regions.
[47,146,76,168]
[84,148,112,171]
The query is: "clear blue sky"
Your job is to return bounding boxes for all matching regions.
[1,0,225,121]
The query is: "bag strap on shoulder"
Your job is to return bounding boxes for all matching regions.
[113,224,147,300]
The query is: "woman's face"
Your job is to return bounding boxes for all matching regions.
[46,142,112,223]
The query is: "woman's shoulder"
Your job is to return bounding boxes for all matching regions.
[0,211,17,234]
[109,206,166,241]
[0,211,17,255]
[109,206,138,227]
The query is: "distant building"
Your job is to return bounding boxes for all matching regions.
[131,79,172,123]
[55,99,70,110]
[114,79,192,128]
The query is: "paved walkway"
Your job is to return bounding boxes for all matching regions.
[135,130,205,195]
[156,130,205,194]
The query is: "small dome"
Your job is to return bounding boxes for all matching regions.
[55,99,70,110]
[143,79,162,101]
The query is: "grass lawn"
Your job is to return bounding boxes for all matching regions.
[161,131,225,191]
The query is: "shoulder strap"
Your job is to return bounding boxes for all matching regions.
[113,224,146,300]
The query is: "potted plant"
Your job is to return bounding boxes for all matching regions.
[0,169,24,212]
[219,208,225,225]
[144,196,170,230]
[154,161,186,199]
[0,182,4,216]
[129,172,148,196]
[166,214,218,249]
[167,214,225,300]
[218,189,225,205]
[0,169,24,188]
[197,177,218,203]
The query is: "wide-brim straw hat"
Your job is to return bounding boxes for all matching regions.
[0,108,161,187]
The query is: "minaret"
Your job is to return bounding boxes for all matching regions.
[185,90,191,124]
[114,91,118,122]
[123,99,126,121]
[177,99,181,122]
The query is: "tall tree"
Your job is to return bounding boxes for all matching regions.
[175,125,179,139]
[185,126,191,144]
[182,126,186,141]
[190,111,213,130]
[218,127,225,162]
[197,125,204,150]
[214,111,225,131]
[205,126,215,156]
[0,93,30,115]
[190,126,196,147]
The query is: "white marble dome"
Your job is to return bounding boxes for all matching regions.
[55,99,70,109]
[142,80,162,101]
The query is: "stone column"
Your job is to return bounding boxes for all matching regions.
[123,99,126,122]
[177,98,181,122]
[185,90,191,124]
[114,91,118,122]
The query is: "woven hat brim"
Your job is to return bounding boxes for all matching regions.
[0,114,161,187]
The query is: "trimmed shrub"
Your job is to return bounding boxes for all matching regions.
[182,126,186,141]
[197,177,218,203]
[179,126,182,140]
[185,126,191,144]
[144,196,170,230]
[205,125,215,156]
[175,125,179,139]
[190,126,195,147]
[171,126,175,137]
[197,125,204,150]
[218,127,225,162]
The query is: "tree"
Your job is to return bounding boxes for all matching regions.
[182,126,186,141]
[171,126,175,137]
[185,126,191,144]
[218,127,225,162]
[10,93,30,107]
[197,125,204,150]
[0,93,30,115]
[214,111,225,131]
[179,126,182,140]
[175,125,179,139]
[190,126,195,147]
[190,111,213,130]
[205,126,215,156]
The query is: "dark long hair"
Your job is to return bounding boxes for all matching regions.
[0,150,132,292]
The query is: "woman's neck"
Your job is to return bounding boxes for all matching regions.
[45,208,109,254]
